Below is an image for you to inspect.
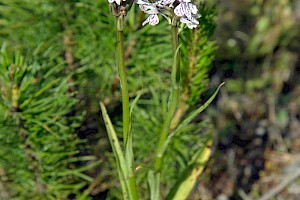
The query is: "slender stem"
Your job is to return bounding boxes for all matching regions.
[155,25,180,173]
[117,29,130,146]
[171,26,180,84]
[116,17,138,200]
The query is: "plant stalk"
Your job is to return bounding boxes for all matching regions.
[116,16,138,200]
[155,25,180,173]
[117,27,130,146]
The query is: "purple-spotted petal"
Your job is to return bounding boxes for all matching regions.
[180,16,199,29]
[189,3,198,14]
[174,3,185,16]
[158,0,175,5]
[139,4,159,14]
[149,15,159,25]
[142,14,159,26]
[183,3,192,19]
[175,3,192,19]
[142,15,159,26]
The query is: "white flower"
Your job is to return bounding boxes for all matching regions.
[108,0,126,5]
[157,0,175,6]
[180,16,199,29]
[135,0,161,26]
[174,2,198,18]
[139,3,159,14]
[136,0,152,6]
[136,0,201,28]
[174,1,200,29]
[142,14,160,26]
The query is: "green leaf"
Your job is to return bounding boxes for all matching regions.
[100,102,131,200]
[126,90,142,179]
[175,82,225,135]
[159,82,224,159]
[147,170,160,200]
[166,136,213,200]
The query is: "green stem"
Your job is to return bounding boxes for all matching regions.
[117,29,130,146]
[116,17,138,200]
[155,25,180,173]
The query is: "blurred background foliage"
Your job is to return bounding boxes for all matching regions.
[0,0,299,200]
[204,0,300,199]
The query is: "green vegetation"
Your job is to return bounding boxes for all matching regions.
[1,0,299,199]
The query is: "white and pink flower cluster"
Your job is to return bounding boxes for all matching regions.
[107,0,201,29]
[136,0,201,29]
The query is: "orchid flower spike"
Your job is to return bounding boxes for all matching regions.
[136,0,201,29]
[174,0,201,29]
[137,0,161,25]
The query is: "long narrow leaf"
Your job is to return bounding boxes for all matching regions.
[147,170,160,200]
[100,102,130,200]
[166,135,213,200]
[175,82,225,134]
[159,82,224,158]
[126,91,141,177]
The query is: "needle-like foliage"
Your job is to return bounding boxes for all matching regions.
[0,0,219,199]
[0,46,95,199]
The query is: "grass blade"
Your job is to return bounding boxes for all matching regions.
[148,170,160,200]
[100,102,130,200]
[175,82,225,135]
[166,135,213,200]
